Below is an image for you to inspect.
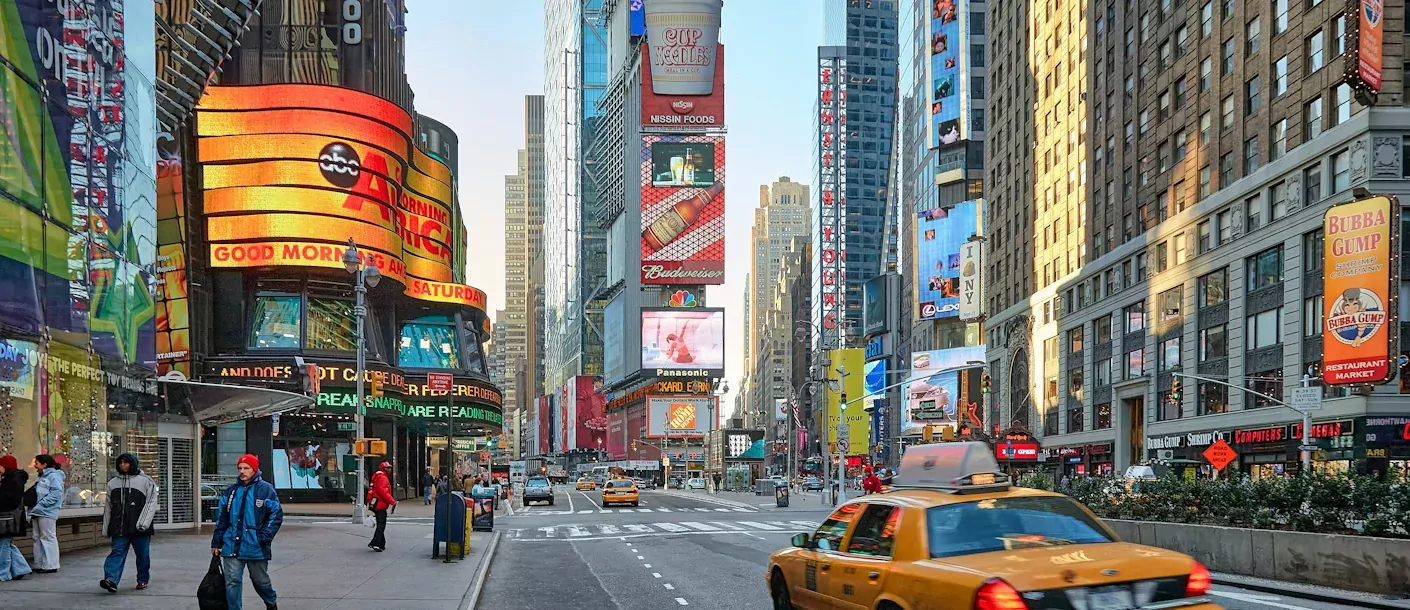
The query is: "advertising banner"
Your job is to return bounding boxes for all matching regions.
[641,308,725,376]
[156,130,191,377]
[643,0,723,96]
[573,375,608,451]
[959,239,984,320]
[195,84,486,312]
[862,275,888,337]
[646,395,714,437]
[826,349,869,455]
[537,395,551,456]
[916,200,980,320]
[640,134,726,284]
[607,409,627,459]
[928,0,966,147]
[1356,0,1384,93]
[629,0,647,36]
[816,52,848,346]
[1322,196,1398,385]
[901,347,987,434]
[775,398,788,422]
[641,45,726,128]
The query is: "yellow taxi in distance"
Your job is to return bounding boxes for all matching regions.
[602,479,639,507]
[766,442,1219,610]
[575,477,597,491]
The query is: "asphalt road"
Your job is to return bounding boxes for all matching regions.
[476,486,1389,610]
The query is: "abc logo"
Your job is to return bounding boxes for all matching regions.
[318,142,362,188]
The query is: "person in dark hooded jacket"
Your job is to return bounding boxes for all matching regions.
[0,455,32,582]
[99,452,159,592]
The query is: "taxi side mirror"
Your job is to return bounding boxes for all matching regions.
[791,533,810,548]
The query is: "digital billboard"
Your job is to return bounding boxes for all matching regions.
[640,134,726,284]
[641,44,726,128]
[155,131,191,378]
[959,239,984,320]
[862,275,888,337]
[629,0,647,37]
[916,200,980,320]
[646,395,714,437]
[194,84,486,312]
[641,308,725,375]
[928,0,967,147]
[825,348,869,455]
[1323,196,1399,385]
[901,347,986,434]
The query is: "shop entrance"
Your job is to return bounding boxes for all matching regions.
[1126,397,1145,466]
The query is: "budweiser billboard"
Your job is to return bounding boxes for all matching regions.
[640,134,726,284]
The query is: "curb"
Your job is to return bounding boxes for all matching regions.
[462,529,503,610]
[1213,575,1410,610]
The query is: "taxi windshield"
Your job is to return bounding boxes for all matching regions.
[607,480,635,489]
[925,496,1113,558]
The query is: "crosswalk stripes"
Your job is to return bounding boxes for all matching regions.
[505,519,821,540]
[514,506,761,516]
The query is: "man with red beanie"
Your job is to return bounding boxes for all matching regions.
[366,461,396,552]
[211,454,282,610]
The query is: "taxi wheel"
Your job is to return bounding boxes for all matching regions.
[769,570,793,610]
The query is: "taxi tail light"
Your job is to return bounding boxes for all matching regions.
[1186,561,1212,597]
[975,578,1028,610]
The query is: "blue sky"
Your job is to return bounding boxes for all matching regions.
[405,1,823,410]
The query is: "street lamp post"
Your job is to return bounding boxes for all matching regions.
[342,238,382,523]
[796,320,854,506]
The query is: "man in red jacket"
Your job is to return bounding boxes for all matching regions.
[366,462,396,552]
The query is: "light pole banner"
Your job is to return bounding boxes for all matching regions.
[1322,196,1399,385]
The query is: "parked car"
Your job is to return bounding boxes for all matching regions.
[803,477,824,491]
[686,478,706,490]
[632,477,656,490]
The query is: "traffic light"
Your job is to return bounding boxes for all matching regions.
[370,377,384,400]
[941,426,956,442]
[981,374,992,394]
[922,425,934,443]
[1170,379,1182,402]
[631,440,637,452]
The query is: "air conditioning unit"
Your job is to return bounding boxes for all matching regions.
[1158,449,1174,460]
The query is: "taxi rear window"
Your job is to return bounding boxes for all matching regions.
[925,496,1113,558]
[607,480,635,488]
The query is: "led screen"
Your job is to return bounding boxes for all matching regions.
[640,309,725,370]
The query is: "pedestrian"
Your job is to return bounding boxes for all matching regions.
[421,468,435,505]
[99,453,159,593]
[862,467,882,495]
[211,454,283,610]
[0,455,32,582]
[27,454,64,573]
[366,461,395,552]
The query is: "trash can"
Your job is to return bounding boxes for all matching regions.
[432,492,468,559]
[775,482,790,507]
[471,489,495,532]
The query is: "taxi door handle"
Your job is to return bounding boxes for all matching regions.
[820,563,831,571]
[868,571,880,580]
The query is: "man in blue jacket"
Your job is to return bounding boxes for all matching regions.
[211,454,282,610]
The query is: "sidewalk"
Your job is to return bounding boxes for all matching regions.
[0,520,497,609]
[1213,572,1410,610]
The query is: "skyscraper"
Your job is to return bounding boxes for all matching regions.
[503,149,528,457]
[744,178,811,425]
[524,95,547,405]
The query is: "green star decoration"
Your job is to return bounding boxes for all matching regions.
[88,262,156,363]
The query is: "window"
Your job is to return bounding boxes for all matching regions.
[1141,12,1153,42]
[1221,0,1234,19]
[1273,56,1288,96]
[1126,301,1147,333]
[1136,252,1149,281]
[1305,97,1324,140]
[1199,57,1212,92]
[925,497,1114,560]
[1303,295,1325,337]
[1201,2,1213,36]
[811,504,861,551]
[1216,208,1233,243]
[1271,119,1288,161]
[1125,28,1136,58]
[1045,337,1059,361]
[1304,229,1325,272]
[307,298,358,351]
[1244,136,1260,174]
[1248,247,1283,291]
[1140,109,1150,135]
[1306,30,1324,73]
[1332,149,1350,192]
[844,504,900,557]
[1200,268,1228,306]
[248,295,302,349]
[1199,382,1229,415]
[1199,165,1212,198]
[1220,152,1235,188]
[1222,37,1236,74]
[1273,0,1289,33]
[1157,287,1181,323]
[1333,83,1352,125]
[1221,95,1235,129]
[1245,18,1261,55]
[1246,76,1261,114]
[1304,163,1323,202]
[1068,326,1084,353]
[1096,315,1112,343]
[399,318,462,369]
[1268,182,1288,221]
[1198,221,1212,253]
[1124,122,1134,148]
[1200,325,1228,361]
[1333,13,1347,55]
[1096,357,1112,386]
[1159,141,1171,172]
[1176,25,1190,56]
[1159,92,1171,121]
[1069,368,1084,401]
[1160,40,1172,68]
[1200,112,1212,143]
[1246,370,1283,409]
[1176,132,1190,161]
[1160,337,1182,372]
[1247,309,1281,349]
[1095,403,1113,429]
[1127,348,1145,378]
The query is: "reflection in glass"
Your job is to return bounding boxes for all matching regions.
[308,298,357,351]
[248,296,301,349]
[399,318,460,369]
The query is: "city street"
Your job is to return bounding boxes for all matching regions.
[476,486,1400,610]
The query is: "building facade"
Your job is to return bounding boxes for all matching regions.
[985,0,1409,476]
[743,178,811,427]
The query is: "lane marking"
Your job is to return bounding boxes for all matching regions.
[624,524,655,534]
[658,508,671,512]
[644,563,652,568]
[567,526,591,537]
[637,555,645,559]
[652,572,662,578]
[675,597,689,605]
[578,510,594,514]
[539,526,558,538]
[664,584,675,590]
[1210,591,1319,610]
[680,522,720,531]
[655,522,690,532]
[600,524,621,535]
[710,521,745,530]
[740,521,782,530]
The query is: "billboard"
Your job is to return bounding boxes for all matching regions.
[816,51,849,347]
[607,409,627,459]
[959,239,984,320]
[644,0,723,96]
[641,45,726,128]
[155,130,191,378]
[901,347,987,434]
[641,134,725,284]
[195,84,486,312]
[928,0,969,147]
[536,395,551,456]
[826,349,869,455]
[1355,0,1384,93]
[572,375,608,451]
[646,395,714,437]
[916,200,980,320]
[862,275,888,337]
[1322,196,1399,385]
[629,0,647,37]
[641,308,724,375]
[775,398,788,422]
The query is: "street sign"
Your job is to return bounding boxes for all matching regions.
[1298,444,1321,452]
[337,422,356,431]
[837,423,850,438]
[912,409,950,421]
[1289,387,1322,411]
[1202,439,1238,471]
[428,372,454,392]
[837,437,851,455]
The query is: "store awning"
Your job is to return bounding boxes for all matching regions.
[161,376,314,425]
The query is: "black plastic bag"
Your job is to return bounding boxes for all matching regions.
[197,556,229,610]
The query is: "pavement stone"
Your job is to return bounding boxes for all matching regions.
[0,520,494,610]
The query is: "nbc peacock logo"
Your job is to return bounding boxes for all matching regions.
[668,290,697,307]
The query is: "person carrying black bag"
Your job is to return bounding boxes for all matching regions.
[0,455,32,582]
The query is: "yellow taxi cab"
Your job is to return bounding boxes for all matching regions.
[575,477,597,491]
[601,478,640,507]
[766,442,1219,610]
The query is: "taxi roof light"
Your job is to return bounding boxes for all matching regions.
[1186,561,1212,597]
[892,442,1013,494]
[975,578,1028,610]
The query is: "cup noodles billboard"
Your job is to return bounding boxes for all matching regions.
[644,0,722,96]
[641,44,725,128]
[640,135,725,284]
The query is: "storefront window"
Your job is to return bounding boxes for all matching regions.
[0,339,40,471]
[41,343,106,508]
[399,317,461,369]
[1199,382,1228,415]
[271,437,351,490]
[248,295,301,349]
[1094,403,1112,429]
[307,298,357,351]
